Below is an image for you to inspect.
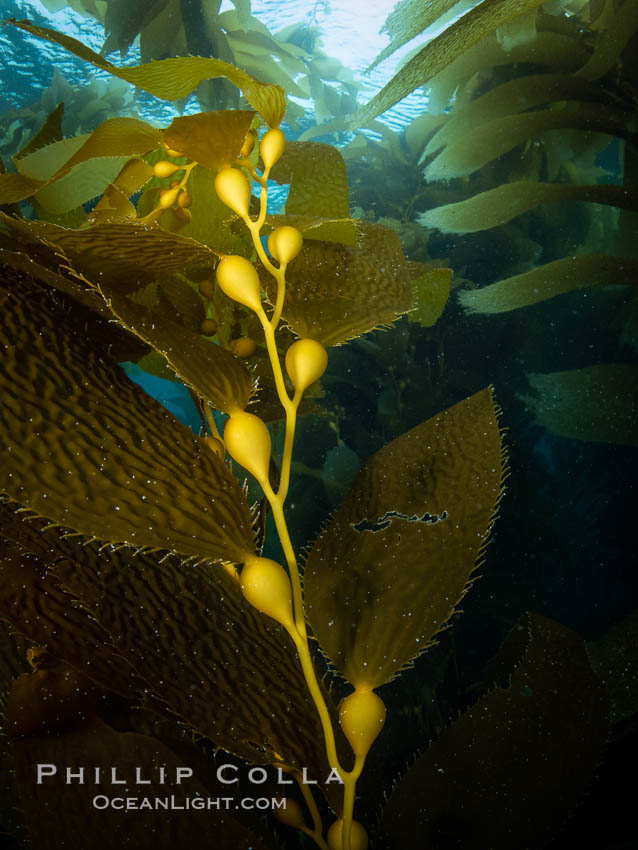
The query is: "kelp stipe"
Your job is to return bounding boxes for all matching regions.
[0,16,609,850]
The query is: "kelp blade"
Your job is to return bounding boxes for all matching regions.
[420,182,638,233]
[304,388,505,688]
[0,215,220,292]
[6,19,286,127]
[368,0,460,71]
[9,703,271,850]
[163,110,254,170]
[377,614,608,848]
[459,255,638,314]
[103,288,254,414]
[270,141,350,219]
[0,505,340,789]
[409,266,452,326]
[423,73,605,159]
[260,222,415,346]
[49,545,341,784]
[0,270,255,562]
[521,364,638,446]
[0,538,141,699]
[424,102,630,181]
[346,0,548,127]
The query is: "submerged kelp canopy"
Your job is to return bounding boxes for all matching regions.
[335,0,638,451]
[0,2,635,848]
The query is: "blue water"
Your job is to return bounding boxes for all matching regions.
[1,0,427,130]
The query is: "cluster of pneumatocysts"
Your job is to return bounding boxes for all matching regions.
[151,144,196,225]
[196,280,257,356]
[210,126,385,850]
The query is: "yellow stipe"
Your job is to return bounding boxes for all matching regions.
[220,561,239,582]
[230,129,377,850]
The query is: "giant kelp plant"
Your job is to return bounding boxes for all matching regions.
[0,10,618,850]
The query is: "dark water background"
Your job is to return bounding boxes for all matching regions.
[1,1,637,848]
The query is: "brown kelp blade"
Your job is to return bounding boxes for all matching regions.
[0,271,255,563]
[420,181,638,234]
[0,500,342,797]
[377,613,609,848]
[424,102,634,182]
[103,289,254,414]
[346,0,549,127]
[0,214,220,292]
[259,222,416,346]
[1,117,163,209]
[587,608,638,724]
[458,255,638,314]
[1,109,254,211]
[15,101,65,159]
[521,364,638,447]
[0,501,340,786]
[8,680,272,850]
[0,538,141,699]
[409,266,452,327]
[304,388,505,688]
[423,73,613,160]
[367,0,460,72]
[6,19,287,127]
[265,213,359,247]
[270,141,350,219]
[49,544,341,782]
[0,246,148,361]
[0,621,30,845]
[163,110,254,171]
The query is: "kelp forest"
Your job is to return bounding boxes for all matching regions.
[0,0,636,848]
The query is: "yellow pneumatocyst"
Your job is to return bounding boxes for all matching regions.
[230,337,257,358]
[224,410,271,484]
[174,207,191,225]
[240,556,294,630]
[198,279,214,299]
[260,128,286,169]
[216,256,263,313]
[285,339,328,393]
[268,226,303,265]
[339,688,386,758]
[200,318,217,336]
[214,167,251,218]
[273,798,305,828]
[153,160,181,178]
[326,819,369,850]
[159,186,180,209]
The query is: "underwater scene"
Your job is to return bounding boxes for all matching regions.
[0,0,637,847]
